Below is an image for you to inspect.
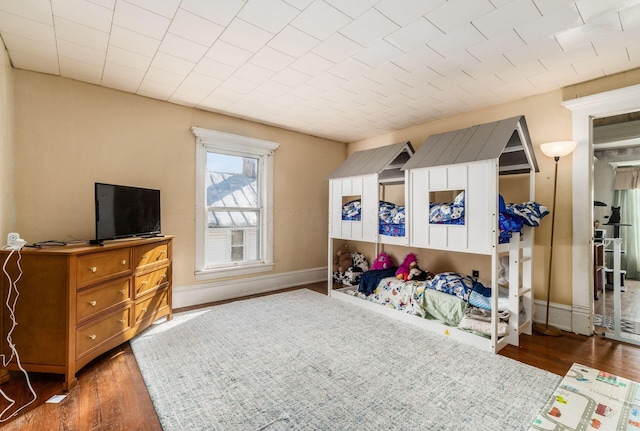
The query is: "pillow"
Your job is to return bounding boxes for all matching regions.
[427,272,479,301]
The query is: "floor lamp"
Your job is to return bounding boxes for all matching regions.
[533,140,577,337]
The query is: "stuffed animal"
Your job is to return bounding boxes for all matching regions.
[406,261,432,281]
[335,244,353,273]
[371,252,393,270]
[396,253,417,280]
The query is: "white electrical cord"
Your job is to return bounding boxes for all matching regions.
[0,247,37,422]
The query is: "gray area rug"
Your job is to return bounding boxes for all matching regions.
[131,289,561,430]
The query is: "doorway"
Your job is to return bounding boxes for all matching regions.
[563,83,640,342]
[592,112,640,343]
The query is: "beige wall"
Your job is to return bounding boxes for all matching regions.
[0,40,12,240]
[12,70,345,289]
[348,90,575,305]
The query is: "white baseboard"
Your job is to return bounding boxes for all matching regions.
[173,267,328,309]
[532,299,573,333]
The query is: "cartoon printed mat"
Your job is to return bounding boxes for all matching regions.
[529,363,640,430]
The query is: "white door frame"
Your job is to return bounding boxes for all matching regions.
[563,83,640,335]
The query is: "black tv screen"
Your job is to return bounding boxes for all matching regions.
[94,183,161,243]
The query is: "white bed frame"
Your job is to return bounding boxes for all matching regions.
[327,119,537,354]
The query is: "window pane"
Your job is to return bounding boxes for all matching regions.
[205,211,260,266]
[207,153,258,208]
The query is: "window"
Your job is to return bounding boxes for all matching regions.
[192,127,279,280]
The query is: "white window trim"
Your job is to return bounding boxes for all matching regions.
[192,127,279,281]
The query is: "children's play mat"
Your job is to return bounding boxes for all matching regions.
[530,363,640,430]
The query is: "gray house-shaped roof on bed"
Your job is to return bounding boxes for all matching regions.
[402,115,538,174]
[327,141,414,184]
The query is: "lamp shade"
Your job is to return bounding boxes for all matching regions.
[540,140,577,158]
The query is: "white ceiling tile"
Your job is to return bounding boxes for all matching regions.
[290,51,335,75]
[282,0,314,10]
[57,38,106,66]
[198,86,243,108]
[0,32,57,62]
[169,9,224,46]
[106,44,152,71]
[113,1,171,40]
[250,46,295,72]
[370,78,411,97]
[183,71,223,89]
[467,30,525,62]
[179,0,244,27]
[463,54,514,79]
[472,0,541,39]
[144,66,184,87]
[532,0,577,15]
[375,0,445,26]
[430,69,476,91]
[516,4,582,44]
[495,60,547,83]
[54,16,109,51]
[527,64,578,89]
[151,51,195,75]
[385,17,443,52]
[620,3,640,29]
[306,72,346,90]
[238,0,300,33]
[425,0,495,33]
[0,0,53,25]
[7,50,59,74]
[52,0,112,32]
[290,0,351,40]
[364,62,408,84]
[267,25,320,57]
[340,75,379,94]
[168,82,209,106]
[124,0,180,18]
[393,45,443,73]
[159,33,208,63]
[312,33,363,63]
[59,56,103,84]
[428,51,480,77]
[270,67,313,87]
[327,57,372,80]
[109,25,161,57]
[254,79,294,96]
[325,0,379,19]
[504,37,562,66]
[538,44,596,70]
[396,67,442,88]
[0,11,55,45]
[555,12,623,51]
[192,57,236,80]
[102,60,145,85]
[339,8,399,46]
[572,48,630,77]
[233,62,275,85]
[352,39,404,68]
[219,18,273,52]
[575,0,638,22]
[206,40,253,68]
[592,26,640,55]
[428,23,486,56]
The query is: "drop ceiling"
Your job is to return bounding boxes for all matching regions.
[0,0,639,143]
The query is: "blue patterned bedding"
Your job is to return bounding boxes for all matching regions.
[341,200,406,237]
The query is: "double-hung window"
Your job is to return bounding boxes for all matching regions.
[192,128,279,280]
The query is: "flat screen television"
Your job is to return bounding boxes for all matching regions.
[93,183,161,244]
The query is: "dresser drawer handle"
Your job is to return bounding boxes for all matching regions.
[121,260,127,266]
[118,319,125,324]
[90,266,97,273]
[88,334,96,340]
[141,308,147,312]
[120,289,126,295]
[142,254,148,259]
[89,300,97,307]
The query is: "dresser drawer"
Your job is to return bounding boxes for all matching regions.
[134,288,169,326]
[134,266,170,298]
[76,307,131,360]
[135,241,169,270]
[77,249,132,288]
[76,278,131,323]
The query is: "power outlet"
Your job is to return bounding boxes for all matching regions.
[472,270,479,278]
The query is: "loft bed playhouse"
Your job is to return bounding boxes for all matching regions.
[327,116,546,353]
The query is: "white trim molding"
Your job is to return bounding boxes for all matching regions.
[562,83,640,336]
[174,267,328,309]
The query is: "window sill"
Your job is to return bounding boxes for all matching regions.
[195,262,275,281]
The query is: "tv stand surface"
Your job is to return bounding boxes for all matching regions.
[0,235,174,390]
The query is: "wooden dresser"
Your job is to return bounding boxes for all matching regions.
[0,236,173,390]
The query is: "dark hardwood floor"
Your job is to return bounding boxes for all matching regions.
[1,282,639,430]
